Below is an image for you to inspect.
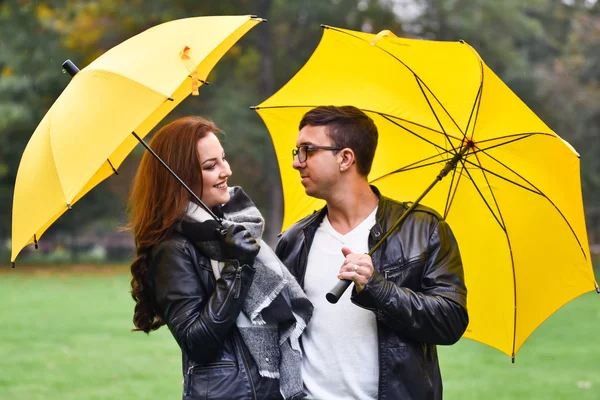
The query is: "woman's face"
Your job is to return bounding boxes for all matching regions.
[197,132,232,209]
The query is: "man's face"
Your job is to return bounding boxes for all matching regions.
[292,125,340,199]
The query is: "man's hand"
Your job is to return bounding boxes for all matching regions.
[337,247,374,292]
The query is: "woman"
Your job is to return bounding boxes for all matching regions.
[128,116,310,400]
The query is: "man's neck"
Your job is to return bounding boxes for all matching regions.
[325,180,379,235]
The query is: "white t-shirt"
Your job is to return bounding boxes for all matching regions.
[301,208,379,400]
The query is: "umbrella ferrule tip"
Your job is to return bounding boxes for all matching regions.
[62,59,80,77]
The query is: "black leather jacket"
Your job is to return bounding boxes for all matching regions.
[147,225,281,400]
[275,187,468,400]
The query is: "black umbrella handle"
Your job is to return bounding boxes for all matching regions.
[326,280,352,303]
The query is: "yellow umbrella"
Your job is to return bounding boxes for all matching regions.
[255,26,599,359]
[11,15,263,263]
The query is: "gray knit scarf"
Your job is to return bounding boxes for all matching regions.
[182,186,312,400]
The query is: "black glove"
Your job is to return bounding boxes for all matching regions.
[220,224,260,264]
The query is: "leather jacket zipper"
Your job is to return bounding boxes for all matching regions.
[216,265,242,316]
[185,362,237,396]
[233,265,242,298]
[185,364,194,397]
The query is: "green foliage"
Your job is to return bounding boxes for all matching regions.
[1,0,599,249]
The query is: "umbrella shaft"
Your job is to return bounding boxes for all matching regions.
[369,145,470,256]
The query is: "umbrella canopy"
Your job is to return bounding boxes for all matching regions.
[12,15,262,262]
[255,26,599,358]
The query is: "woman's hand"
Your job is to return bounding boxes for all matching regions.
[220,224,260,263]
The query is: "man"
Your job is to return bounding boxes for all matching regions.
[275,106,468,400]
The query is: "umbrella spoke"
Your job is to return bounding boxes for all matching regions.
[465,77,483,142]
[465,152,520,359]
[379,114,460,155]
[414,77,457,153]
[466,56,485,142]
[462,159,541,195]
[106,159,118,175]
[476,132,555,149]
[456,158,505,231]
[443,159,466,219]
[371,158,449,183]
[473,149,589,260]
[373,112,449,138]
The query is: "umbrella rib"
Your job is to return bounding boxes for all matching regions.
[477,132,555,146]
[380,114,457,155]
[465,153,518,359]
[398,152,452,171]
[382,113,462,141]
[328,26,467,139]
[465,78,483,142]
[443,159,465,219]
[456,159,505,230]
[475,149,589,260]
[371,157,451,183]
[106,159,118,175]
[414,77,458,153]
[467,57,485,142]
[462,159,541,195]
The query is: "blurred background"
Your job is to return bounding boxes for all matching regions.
[0,0,599,399]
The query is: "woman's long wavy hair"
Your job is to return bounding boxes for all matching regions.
[128,116,221,333]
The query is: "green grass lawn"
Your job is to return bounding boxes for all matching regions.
[0,265,598,400]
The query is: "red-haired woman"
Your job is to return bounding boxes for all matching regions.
[128,117,310,400]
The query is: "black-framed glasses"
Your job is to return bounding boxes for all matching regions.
[292,145,343,163]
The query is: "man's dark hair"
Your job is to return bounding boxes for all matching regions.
[299,106,378,176]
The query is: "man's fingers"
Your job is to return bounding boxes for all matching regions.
[341,247,353,257]
[337,271,357,280]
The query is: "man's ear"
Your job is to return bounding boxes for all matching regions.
[338,149,355,172]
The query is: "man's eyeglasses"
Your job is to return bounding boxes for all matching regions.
[292,145,343,163]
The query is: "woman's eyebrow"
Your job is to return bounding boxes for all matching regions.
[201,158,217,165]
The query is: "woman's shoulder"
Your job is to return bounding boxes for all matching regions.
[149,232,213,274]
[159,230,188,248]
[151,231,196,260]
